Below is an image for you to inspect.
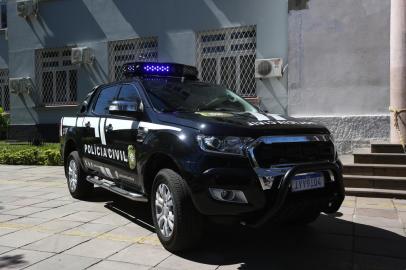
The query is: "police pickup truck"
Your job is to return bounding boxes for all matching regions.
[60,62,344,251]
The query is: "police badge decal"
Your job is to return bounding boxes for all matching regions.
[128,145,136,170]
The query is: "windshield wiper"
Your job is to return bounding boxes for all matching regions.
[197,107,236,112]
[160,107,192,113]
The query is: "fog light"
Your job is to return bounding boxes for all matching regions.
[220,190,235,201]
[260,176,274,190]
[209,188,248,204]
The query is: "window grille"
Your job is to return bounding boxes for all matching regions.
[108,37,158,82]
[196,25,257,97]
[35,47,78,106]
[0,68,9,111]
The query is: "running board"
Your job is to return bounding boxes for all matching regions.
[86,176,148,202]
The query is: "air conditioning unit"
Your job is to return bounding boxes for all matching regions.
[71,47,94,65]
[9,77,33,95]
[255,58,283,79]
[17,0,39,18]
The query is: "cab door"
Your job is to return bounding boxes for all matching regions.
[103,83,144,189]
[82,84,120,177]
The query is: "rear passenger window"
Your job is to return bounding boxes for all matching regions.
[118,84,141,102]
[93,85,120,115]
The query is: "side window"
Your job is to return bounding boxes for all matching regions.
[93,85,120,115]
[117,84,141,102]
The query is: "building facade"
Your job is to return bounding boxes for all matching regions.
[0,0,391,153]
[288,0,391,153]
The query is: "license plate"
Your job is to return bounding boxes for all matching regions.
[291,172,325,192]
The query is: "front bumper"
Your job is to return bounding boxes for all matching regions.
[189,160,345,226]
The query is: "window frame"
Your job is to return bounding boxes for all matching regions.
[35,47,79,106]
[107,37,159,82]
[196,25,257,97]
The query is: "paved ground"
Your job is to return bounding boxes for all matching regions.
[0,166,405,270]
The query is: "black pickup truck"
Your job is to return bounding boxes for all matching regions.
[60,62,344,251]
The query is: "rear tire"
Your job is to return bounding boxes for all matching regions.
[65,151,93,200]
[151,169,203,252]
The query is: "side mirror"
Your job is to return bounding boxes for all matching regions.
[80,101,88,113]
[109,100,142,115]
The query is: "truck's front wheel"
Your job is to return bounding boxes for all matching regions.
[66,151,93,200]
[151,169,203,252]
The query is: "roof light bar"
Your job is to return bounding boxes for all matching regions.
[123,62,198,79]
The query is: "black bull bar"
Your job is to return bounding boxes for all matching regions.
[249,162,345,228]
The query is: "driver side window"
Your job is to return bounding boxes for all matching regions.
[93,85,120,115]
[117,84,141,102]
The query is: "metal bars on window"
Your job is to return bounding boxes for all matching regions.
[35,47,78,106]
[0,68,9,111]
[196,25,257,97]
[108,37,158,82]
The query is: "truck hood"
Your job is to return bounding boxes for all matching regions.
[157,111,329,137]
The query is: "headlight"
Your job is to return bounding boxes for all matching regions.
[196,135,253,156]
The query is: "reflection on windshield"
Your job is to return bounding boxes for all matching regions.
[142,79,258,113]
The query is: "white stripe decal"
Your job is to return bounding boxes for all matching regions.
[76,117,85,127]
[100,118,107,145]
[139,122,181,132]
[268,114,286,121]
[249,112,270,121]
[85,117,100,138]
[104,167,114,178]
[106,119,136,131]
[62,117,77,127]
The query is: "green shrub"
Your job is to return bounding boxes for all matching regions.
[0,108,9,139]
[0,143,62,166]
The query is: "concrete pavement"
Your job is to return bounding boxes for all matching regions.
[0,165,405,269]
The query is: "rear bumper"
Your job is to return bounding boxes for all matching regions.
[189,161,345,225]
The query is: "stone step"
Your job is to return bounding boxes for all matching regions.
[343,163,406,177]
[353,152,406,164]
[345,187,406,199]
[371,143,405,153]
[343,174,406,190]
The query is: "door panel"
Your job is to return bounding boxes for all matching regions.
[82,84,120,178]
[103,83,144,189]
[103,117,139,184]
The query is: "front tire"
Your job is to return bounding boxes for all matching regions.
[65,151,93,200]
[151,169,203,252]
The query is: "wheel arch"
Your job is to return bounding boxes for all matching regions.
[142,152,183,197]
[63,139,78,174]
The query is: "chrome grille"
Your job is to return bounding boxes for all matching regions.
[248,135,335,169]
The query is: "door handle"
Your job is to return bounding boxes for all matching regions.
[105,124,113,132]
[85,121,91,128]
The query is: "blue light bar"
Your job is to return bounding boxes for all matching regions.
[122,62,198,79]
[144,64,170,73]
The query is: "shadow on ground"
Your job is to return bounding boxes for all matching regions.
[0,254,27,269]
[16,187,402,270]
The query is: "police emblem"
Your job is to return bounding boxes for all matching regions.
[128,145,136,170]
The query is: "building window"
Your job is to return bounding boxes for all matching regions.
[35,47,78,106]
[108,37,158,82]
[0,69,9,111]
[196,25,257,97]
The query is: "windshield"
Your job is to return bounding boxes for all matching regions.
[142,79,259,113]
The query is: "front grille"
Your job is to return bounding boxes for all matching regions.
[253,141,335,168]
